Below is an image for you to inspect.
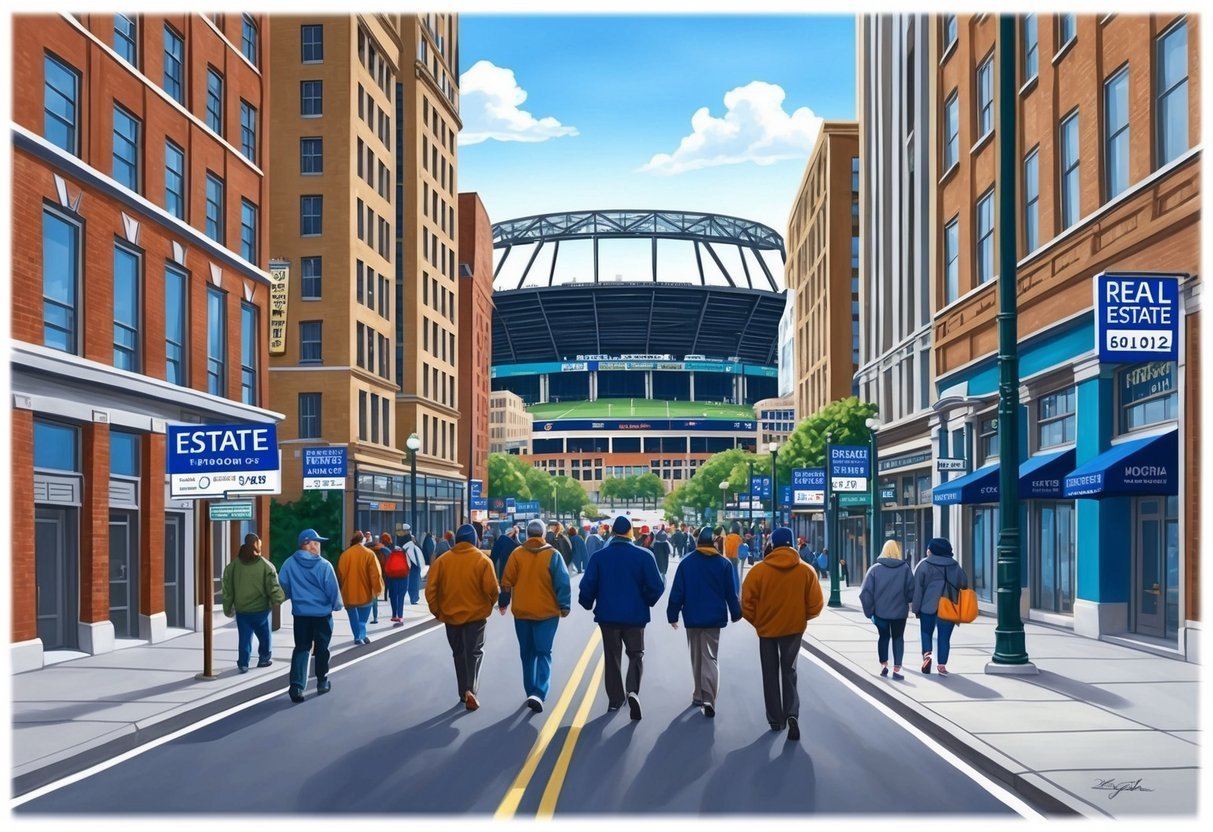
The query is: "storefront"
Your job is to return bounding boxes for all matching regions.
[354,468,466,541]
[876,448,934,568]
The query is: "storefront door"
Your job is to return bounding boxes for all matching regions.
[109,510,139,638]
[35,505,77,650]
[164,512,187,628]
[1133,496,1179,640]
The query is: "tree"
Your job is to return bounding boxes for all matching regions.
[634,472,665,506]
[269,490,342,571]
[487,452,532,501]
[660,447,754,522]
[776,396,879,483]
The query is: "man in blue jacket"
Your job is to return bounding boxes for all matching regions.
[578,515,665,720]
[278,528,344,703]
[666,527,741,717]
[489,522,520,580]
[584,525,605,567]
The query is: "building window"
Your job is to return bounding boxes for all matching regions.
[944,217,959,303]
[299,321,322,363]
[300,137,323,174]
[1032,501,1076,614]
[300,80,322,116]
[165,264,187,386]
[1024,148,1040,252]
[370,394,380,443]
[977,54,994,137]
[240,302,258,405]
[239,100,257,161]
[943,15,957,51]
[206,287,226,396]
[240,200,258,264]
[298,393,321,439]
[301,256,322,299]
[943,91,959,170]
[1119,361,1178,432]
[1102,66,1131,201]
[1156,20,1189,168]
[113,14,137,64]
[205,67,223,134]
[163,25,184,103]
[113,245,140,371]
[300,195,322,236]
[301,24,324,62]
[241,15,258,66]
[44,54,79,155]
[34,419,80,472]
[43,208,79,354]
[976,189,994,284]
[978,416,999,465]
[1023,14,1038,83]
[1059,111,1080,229]
[110,430,140,477]
[1058,14,1076,50]
[111,104,140,192]
[358,391,367,440]
[1037,387,1077,449]
[164,140,185,219]
[205,173,224,242]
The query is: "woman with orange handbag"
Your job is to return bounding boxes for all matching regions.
[911,537,969,677]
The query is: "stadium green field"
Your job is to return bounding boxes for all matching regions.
[526,398,755,420]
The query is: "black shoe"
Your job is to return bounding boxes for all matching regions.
[769,722,783,732]
[627,692,642,720]
[787,716,800,741]
[691,699,704,707]
[317,678,332,695]
[608,702,623,712]
[237,665,249,674]
[526,695,543,713]
[288,685,305,703]
[257,658,273,668]
[703,703,715,718]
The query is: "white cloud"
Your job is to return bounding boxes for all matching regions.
[639,81,823,175]
[458,60,579,146]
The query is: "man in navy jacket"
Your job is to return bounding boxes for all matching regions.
[666,527,741,717]
[578,515,665,720]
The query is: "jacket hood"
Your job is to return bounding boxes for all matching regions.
[876,557,909,569]
[695,545,720,557]
[522,537,555,553]
[924,553,957,566]
[450,541,484,557]
[292,549,324,568]
[762,546,803,569]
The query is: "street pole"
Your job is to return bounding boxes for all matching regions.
[825,434,841,608]
[867,419,880,564]
[410,450,418,536]
[770,444,779,528]
[195,500,216,680]
[747,459,754,533]
[990,15,1034,672]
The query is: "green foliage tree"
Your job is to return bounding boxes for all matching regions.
[635,472,665,506]
[268,490,343,571]
[487,452,532,501]
[776,396,879,483]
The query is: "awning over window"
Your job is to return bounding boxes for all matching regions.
[1018,448,1077,499]
[932,464,999,505]
[1063,428,1178,499]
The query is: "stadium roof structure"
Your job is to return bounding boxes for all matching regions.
[491,210,788,366]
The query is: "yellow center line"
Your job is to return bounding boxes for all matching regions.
[536,653,605,819]
[494,627,602,820]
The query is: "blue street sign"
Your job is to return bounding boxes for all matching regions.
[167,423,281,499]
[515,500,540,515]
[780,485,793,506]
[792,468,825,506]
[506,497,517,513]
[302,447,346,478]
[828,445,870,493]
[471,497,489,511]
[750,476,772,499]
[1095,272,1181,363]
[470,479,483,500]
[489,497,506,512]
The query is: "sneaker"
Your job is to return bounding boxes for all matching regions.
[937,665,949,677]
[608,702,623,712]
[526,695,543,713]
[317,678,332,695]
[361,636,372,645]
[892,671,904,681]
[769,722,783,732]
[787,716,801,741]
[691,699,704,707]
[465,691,480,711]
[703,703,716,718]
[627,692,642,720]
[237,665,249,674]
[880,666,889,677]
[288,685,305,703]
[393,620,404,628]
[257,658,273,668]
[922,653,933,674]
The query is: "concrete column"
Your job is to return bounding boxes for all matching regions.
[645,371,652,400]
[689,372,696,402]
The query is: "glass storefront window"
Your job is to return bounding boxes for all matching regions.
[978,416,998,465]
[1031,501,1076,613]
[970,506,998,602]
[34,419,80,472]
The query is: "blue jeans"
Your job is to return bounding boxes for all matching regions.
[346,603,372,641]
[918,612,955,664]
[235,610,272,668]
[290,614,333,690]
[387,577,408,618]
[407,567,422,605]
[514,617,559,700]
[871,615,907,666]
[731,558,741,591]
[371,596,379,622]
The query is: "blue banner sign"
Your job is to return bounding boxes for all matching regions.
[792,468,825,506]
[470,479,483,500]
[506,498,517,513]
[489,497,507,512]
[780,485,793,506]
[750,476,772,499]
[491,360,778,379]
[471,497,489,511]
[1095,273,1181,363]
[167,423,281,499]
[828,445,870,493]
[515,500,541,515]
[303,447,346,478]
[536,418,756,433]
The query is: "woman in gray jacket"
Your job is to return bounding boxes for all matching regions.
[912,537,969,676]
[858,539,914,680]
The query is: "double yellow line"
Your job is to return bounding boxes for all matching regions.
[495,628,605,820]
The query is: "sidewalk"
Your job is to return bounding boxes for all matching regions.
[798,579,1200,818]
[11,595,436,796]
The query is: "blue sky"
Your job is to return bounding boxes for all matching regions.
[458,15,856,240]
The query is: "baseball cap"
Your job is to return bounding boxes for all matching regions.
[771,527,794,548]
[298,528,328,546]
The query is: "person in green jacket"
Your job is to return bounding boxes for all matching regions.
[222,534,287,673]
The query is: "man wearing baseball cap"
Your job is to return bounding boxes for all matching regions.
[278,528,343,703]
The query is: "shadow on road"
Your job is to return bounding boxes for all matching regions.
[621,706,716,809]
[698,732,816,814]
[915,673,1004,700]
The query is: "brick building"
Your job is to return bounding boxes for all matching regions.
[457,192,493,490]
[489,390,532,455]
[10,14,277,671]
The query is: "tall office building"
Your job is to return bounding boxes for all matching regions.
[457,192,493,490]
[856,15,936,564]
[10,13,275,670]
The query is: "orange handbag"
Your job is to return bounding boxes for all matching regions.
[937,571,978,624]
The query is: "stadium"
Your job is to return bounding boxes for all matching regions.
[489,210,788,500]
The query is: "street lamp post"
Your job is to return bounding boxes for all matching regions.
[825,431,841,608]
[719,480,729,525]
[747,459,754,534]
[866,416,881,564]
[406,433,421,538]
[769,441,780,527]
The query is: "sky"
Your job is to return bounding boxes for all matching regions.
[457,15,856,244]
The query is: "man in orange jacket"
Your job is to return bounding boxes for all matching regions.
[425,524,500,710]
[741,526,823,741]
[336,532,384,645]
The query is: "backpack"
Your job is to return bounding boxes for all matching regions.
[384,548,410,579]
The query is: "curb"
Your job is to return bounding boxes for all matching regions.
[12,616,442,799]
[799,636,1087,818]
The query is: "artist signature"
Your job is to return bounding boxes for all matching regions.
[1092,777,1154,800]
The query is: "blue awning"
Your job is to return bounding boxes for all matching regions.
[1063,428,1178,499]
[1019,448,1076,499]
[932,464,999,505]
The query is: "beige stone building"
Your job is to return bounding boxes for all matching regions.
[489,390,532,455]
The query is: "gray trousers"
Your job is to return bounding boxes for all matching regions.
[600,624,645,706]
[686,627,721,706]
[759,633,802,726]
[445,619,487,699]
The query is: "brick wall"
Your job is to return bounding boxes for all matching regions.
[11,410,37,642]
[80,422,110,624]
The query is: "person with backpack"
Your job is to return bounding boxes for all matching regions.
[221,534,285,673]
[499,518,571,714]
[382,539,412,625]
[859,539,914,680]
[402,526,426,605]
[278,529,343,702]
[425,524,500,711]
[816,549,829,581]
[913,537,969,676]
[337,532,384,645]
